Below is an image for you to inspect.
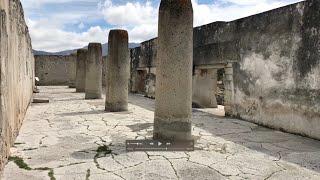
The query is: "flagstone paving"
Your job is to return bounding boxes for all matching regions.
[2,86,320,180]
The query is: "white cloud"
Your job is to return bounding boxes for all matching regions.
[23,0,303,52]
[99,0,158,43]
[100,0,157,26]
[28,18,109,52]
[99,0,302,43]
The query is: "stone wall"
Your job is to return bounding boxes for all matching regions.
[35,55,107,87]
[35,55,76,86]
[130,0,320,140]
[0,0,35,171]
[130,40,157,98]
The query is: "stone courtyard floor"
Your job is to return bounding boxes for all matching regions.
[2,86,320,180]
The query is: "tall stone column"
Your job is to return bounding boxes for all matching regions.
[76,49,87,92]
[85,43,102,99]
[105,30,130,112]
[224,63,234,116]
[154,0,193,141]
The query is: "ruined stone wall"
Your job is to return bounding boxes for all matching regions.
[230,1,320,140]
[35,55,76,86]
[0,0,35,171]
[130,0,320,139]
[35,55,107,87]
[130,40,157,98]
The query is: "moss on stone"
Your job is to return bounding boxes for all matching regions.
[96,145,112,154]
[48,169,56,180]
[8,156,32,170]
[85,169,91,180]
[34,167,51,171]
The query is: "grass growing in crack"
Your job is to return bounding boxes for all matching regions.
[57,162,86,168]
[14,142,25,145]
[34,167,51,171]
[35,167,56,180]
[23,147,38,151]
[93,145,114,171]
[96,145,112,156]
[8,156,32,170]
[9,156,56,180]
[48,169,56,180]
[86,169,91,180]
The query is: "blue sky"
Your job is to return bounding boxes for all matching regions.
[21,0,302,52]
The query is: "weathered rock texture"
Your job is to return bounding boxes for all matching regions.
[105,30,130,112]
[193,68,218,108]
[35,55,107,87]
[102,56,107,87]
[130,39,157,98]
[85,43,102,99]
[75,49,87,92]
[3,86,320,180]
[154,0,193,141]
[131,1,320,140]
[35,55,76,86]
[0,0,34,172]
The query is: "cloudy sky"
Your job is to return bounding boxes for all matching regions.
[21,0,302,52]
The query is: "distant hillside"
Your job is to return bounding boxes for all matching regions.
[33,43,140,56]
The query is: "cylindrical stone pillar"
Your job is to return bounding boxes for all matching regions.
[154,0,193,141]
[105,30,130,112]
[85,43,102,99]
[76,49,87,92]
[224,63,234,116]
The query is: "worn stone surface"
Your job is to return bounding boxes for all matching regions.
[2,86,320,179]
[0,0,34,172]
[85,43,102,99]
[105,30,130,112]
[154,0,194,141]
[130,0,320,140]
[75,49,87,92]
[35,55,76,86]
[193,68,218,108]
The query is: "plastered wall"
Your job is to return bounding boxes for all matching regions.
[0,0,35,171]
[35,55,108,87]
[130,0,320,140]
[35,55,76,86]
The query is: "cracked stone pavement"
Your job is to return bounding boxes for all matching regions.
[2,86,320,180]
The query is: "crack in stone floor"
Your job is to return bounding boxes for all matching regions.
[2,86,320,180]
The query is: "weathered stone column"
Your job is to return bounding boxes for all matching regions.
[76,49,87,92]
[85,43,102,99]
[154,0,193,141]
[105,30,129,112]
[224,63,234,116]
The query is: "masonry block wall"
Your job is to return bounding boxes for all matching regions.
[130,0,320,140]
[35,55,76,86]
[35,55,107,87]
[0,0,35,171]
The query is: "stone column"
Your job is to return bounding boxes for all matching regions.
[224,63,234,115]
[85,43,102,99]
[154,0,193,141]
[105,30,129,112]
[76,49,87,92]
